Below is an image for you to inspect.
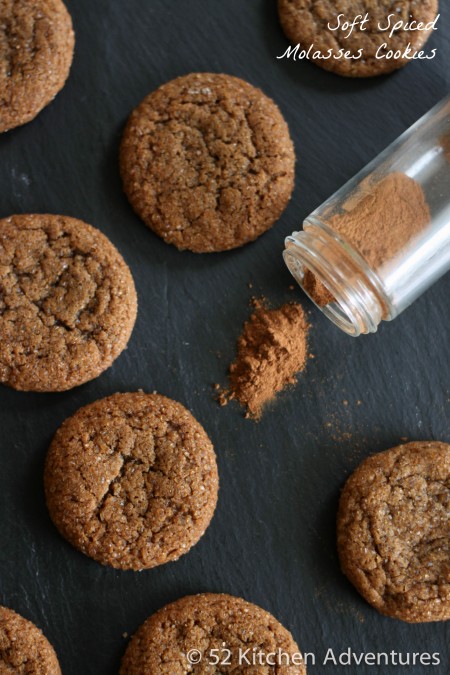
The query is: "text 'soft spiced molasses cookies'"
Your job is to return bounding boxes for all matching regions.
[120,593,306,674]
[0,0,75,132]
[0,214,137,392]
[120,73,296,252]
[337,441,450,622]
[44,392,219,571]
[0,606,61,674]
[277,0,439,78]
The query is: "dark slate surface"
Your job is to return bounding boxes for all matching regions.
[0,1,449,673]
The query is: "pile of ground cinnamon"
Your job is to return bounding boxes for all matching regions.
[219,300,310,419]
[304,172,430,307]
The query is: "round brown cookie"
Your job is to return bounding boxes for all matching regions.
[337,441,450,622]
[0,0,75,133]
[278,0,439,77]
[0,606,61,674]
[120,72,295,253]
[44,392,219,570]
[0,214,137,392]
[120,593,306,674]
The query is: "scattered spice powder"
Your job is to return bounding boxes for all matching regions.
[304,172,430,306]
[219,300,310,419]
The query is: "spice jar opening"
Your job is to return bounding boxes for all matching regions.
[283,247,359,336]
[283,231,386,337]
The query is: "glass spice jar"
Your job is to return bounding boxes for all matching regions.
[284,94,450,336]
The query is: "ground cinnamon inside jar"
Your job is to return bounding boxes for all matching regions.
[302,270,334,306]
[219,300,309,419]
[305,172,431,306]
[441,133,450,164]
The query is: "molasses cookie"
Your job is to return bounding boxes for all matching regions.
[0,606,61,674]
[120,72,295,252]
[277,0,439,77]
[120,593,306,674]
[0,0,75,132]
[45,392,219,571]
[337,441,450,622]
[0,214,137,391]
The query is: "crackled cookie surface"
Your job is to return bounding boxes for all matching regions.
[337,441,450,622]
[120,593,306,674]
[278,0,439,77]
[0,214,137,391]
[45,392,219,570]
[0,606,61,674]
[0,0,74,132]
[120,72,295,252]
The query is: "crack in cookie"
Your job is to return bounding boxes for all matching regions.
[120,593,305,674]
[0,0,74,131]
[44,392,219,570]
[0,214,137,391]
[337,441,450,622]
[120,73,295,252]
[0,606,61,674]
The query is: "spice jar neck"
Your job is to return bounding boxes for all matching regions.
[283,219,392,336]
